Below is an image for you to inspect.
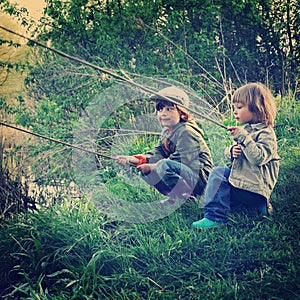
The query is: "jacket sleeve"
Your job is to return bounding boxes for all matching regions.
[169,126,211,173]
[144,144,167,163]
[224,145,234,161]
[234,127,278,166]
[142,128,169,163]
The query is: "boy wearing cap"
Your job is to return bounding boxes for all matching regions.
[115,86,213,203]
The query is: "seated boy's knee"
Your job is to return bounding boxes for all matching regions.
[155,159,167,174]
[210,167,230,179]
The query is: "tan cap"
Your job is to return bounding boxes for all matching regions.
[150,86,190,108]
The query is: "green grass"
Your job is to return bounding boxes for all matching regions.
[1,154,299,299]
[1,101,300,299]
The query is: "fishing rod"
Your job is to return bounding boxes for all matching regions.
[0,25,228,130]
[0,121,114,160]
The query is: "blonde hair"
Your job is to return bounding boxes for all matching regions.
[232,82,277,126]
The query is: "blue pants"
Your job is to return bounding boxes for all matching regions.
[142,159,206,197]
[204,167,267,222]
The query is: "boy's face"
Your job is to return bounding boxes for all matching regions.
[233,102,256,124]
[156,102,181,127]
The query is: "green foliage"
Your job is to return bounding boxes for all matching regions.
[1,3,300,296]
[0,101,300,299]
[2,0,299,95]
[1,150,299,299]
[0,168,36,219]
[1,0,299,185]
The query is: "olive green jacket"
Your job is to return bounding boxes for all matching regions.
[145,120,213,180]
[225,123,280,199]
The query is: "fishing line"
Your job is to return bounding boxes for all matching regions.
[0,25,228,130]
[6,6,224,116]
[0,121,114,160]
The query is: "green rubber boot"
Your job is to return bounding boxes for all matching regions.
[192,217,222,229]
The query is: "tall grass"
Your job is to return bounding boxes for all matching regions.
[0,96,299,299]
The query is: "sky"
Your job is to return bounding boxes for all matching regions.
[0,1,46,95]
[12,0,45,18]
[1,0,46,37]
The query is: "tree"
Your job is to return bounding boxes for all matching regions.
[1,0,299,189]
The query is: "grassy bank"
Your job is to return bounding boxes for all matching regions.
[0,103,299,299]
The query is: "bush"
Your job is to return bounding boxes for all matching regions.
[0,169,36,220]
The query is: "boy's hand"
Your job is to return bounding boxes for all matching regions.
[227,126,240,136]
[115,155,130,166]
[137,163,156,175]
[231,144,242,158]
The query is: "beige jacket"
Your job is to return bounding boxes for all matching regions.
[225,123,280,199]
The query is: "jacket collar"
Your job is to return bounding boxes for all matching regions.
[163,121,184,133]
[244,122,268,133]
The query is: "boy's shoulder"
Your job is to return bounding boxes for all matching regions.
[172,120,204,136]
[246,123,275,134]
